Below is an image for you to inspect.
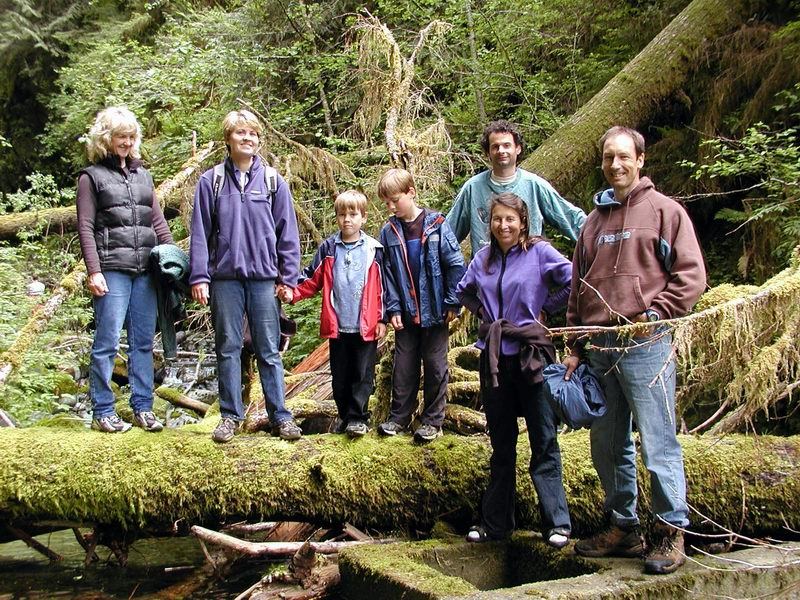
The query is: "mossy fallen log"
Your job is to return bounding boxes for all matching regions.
[0,425,797,540]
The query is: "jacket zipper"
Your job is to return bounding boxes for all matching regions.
[390,219,421,324]
[124,171,140,271]
[497,251,508,318]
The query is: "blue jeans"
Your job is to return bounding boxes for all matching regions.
[90,271,157,418]
[210,279,292,423]
[587,330,688,528]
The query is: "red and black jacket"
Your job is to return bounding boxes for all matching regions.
[292,233,385,341]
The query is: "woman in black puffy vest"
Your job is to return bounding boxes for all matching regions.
[76,106,174,433]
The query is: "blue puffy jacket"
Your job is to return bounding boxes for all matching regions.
[379,209,465,327]
[543,363,606,430]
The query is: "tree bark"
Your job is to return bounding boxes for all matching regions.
[520,0,771,199]
[0,142,219,241]
[0,426,797,539]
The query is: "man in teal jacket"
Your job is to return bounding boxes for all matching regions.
[447,120,586,258]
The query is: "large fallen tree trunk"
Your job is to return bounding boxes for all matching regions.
[0,142,219,241]
[0,426,797,539]
[520,0,771,198]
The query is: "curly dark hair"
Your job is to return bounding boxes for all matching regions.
[480,120,524,157]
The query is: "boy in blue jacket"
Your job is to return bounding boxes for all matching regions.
[377,169,466,443]
[291,190,387,438]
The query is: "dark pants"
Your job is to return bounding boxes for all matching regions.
[389,322,448,427]
[479,352,571,539]
[329,333,378,423]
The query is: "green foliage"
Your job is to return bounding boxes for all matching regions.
[282,293,323,370]
[0,172,74,214]
[683,84,800,279]
[0,240,90,425]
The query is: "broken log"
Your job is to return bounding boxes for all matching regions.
[0,425,798,540]
[155,385,210,416]
[520,0,772,198]
[190,526,368,557]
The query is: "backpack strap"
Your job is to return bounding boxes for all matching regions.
[263,164,278,202]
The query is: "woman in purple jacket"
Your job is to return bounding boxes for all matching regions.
[457,192,573,548]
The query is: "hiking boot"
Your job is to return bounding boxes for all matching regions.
[331,418,347,434]
[575,524,645,558]
[91,413,132,433]
[345,421,369,438]
[273,419,302,441]
[377,421,405,436]
[133,411,164,432]
[644,523,686,574]
[212,417,239,443]
[414,424,443,443]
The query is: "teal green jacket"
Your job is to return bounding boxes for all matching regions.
[446,168,586,258]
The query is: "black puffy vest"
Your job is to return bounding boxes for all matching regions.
[80,161,158,274]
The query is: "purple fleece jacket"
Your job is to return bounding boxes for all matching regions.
[456,240,572,355]
[189,156,300,286]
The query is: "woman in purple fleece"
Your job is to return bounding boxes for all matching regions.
[456,192,573,548]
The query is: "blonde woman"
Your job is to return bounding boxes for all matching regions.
[77,106,173,433]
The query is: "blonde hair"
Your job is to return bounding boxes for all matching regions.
[377,168,415,200]
[85,106,142,163]
[334,190,368,217]
[222,110,262,144]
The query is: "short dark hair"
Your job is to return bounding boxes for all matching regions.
[480,120,524,156]
[599,126,646,157]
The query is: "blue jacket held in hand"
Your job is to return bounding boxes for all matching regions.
[542,363,606,430]
[379,208,466,328]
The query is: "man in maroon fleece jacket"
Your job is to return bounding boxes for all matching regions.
[563,126,706,575]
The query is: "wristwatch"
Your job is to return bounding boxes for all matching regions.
[645,309,660,323]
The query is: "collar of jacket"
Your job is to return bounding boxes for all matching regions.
[593,176,655,209]
[388,208,444,242]
[99,154,143,173]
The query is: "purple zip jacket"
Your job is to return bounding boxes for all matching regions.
[456,240,571,355]
[189,155,300,286]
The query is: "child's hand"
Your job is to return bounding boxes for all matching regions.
[376,322,387,339]
[275,284,293,303]
[390,315,403,330]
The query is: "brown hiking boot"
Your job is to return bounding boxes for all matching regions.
[575,524,645,558]
[644,523,685,574]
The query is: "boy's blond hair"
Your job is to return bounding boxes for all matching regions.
[222,110,262,143]
[334,190,368,217]
[85,106,142,163]
[377,168,415,200]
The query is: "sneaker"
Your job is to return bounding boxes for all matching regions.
[377,421,405,436]
[273,419,302,441]
[345,421,369,438]
[91,413,132,433]
[133,411,164,432]
[212,417,239,443]
[414,424,443,443]
[574,524,645,558]
[644,523,686,574]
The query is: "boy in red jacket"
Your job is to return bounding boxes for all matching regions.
[292,190,387,437]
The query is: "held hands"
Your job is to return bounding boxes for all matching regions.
[191,283,209,306]
[444,309,458,324]
[87,272,109,297]
[275,284,294,303]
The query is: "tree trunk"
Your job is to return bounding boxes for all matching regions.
[520,0,771,199]
[0,426,797,539]
[0,142,219,241]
